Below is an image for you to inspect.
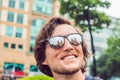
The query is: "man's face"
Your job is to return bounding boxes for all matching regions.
[43,24,84,75]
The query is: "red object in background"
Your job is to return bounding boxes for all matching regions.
[11,71,24,77]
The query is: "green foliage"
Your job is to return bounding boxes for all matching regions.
[60,0,111,32]
[19,75,54,80]
[90,36,120,80]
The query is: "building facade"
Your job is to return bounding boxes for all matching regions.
[0,0,60,77]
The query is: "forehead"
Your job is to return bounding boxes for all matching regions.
[51,24,78,36]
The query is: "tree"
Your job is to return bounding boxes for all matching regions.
[60,0,111,76]
[94,36,120,80]
[60,0,111,31]
[89,18,120,80]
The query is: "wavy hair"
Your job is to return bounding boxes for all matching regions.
[34,17,90,77]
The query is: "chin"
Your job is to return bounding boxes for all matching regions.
[58,67,80,75]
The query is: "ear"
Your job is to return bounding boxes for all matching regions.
[42,59,48,65]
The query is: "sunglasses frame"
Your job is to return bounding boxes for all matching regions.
[47,33,83,49]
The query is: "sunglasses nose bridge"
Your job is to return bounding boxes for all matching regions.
[64,38,73,48]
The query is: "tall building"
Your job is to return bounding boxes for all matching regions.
[0,0,60,77]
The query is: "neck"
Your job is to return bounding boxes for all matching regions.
[52,70,85,80]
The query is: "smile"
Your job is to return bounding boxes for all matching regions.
[61,55,77,60]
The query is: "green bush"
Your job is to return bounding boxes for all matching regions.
[19,75,54,80]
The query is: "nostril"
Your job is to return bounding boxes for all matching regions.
[65,48,73,53]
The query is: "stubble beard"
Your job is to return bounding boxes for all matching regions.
[53,67,80,75]
[51,62,85,75]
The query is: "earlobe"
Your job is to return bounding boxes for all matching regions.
[42,59,48,65]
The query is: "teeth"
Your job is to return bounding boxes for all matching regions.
[64,56,75,60]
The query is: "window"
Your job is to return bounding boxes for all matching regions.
[29,65,41,76]
[3,62,24,71]
[30,36,35,40]
[38,0,44,1]
[47,0,52,3]
[18,44,23,51]
[46,6,52,14]
[8,0,15,8]
[0,11,1,20]
[0,0,2,7]
[32,20,36,26]
[30,29,37,40]
[30,65,39,72]
[6,26,13,37]
[7,12,14,22]
[33,0,52,15]
[31,19,44,40]
[32,19,44,27]
[17,14,23,24]
[36,6,42,13]
[29,45,33,53]
[29,19,45,53]
[11,43,16,49]
[4,42,9,48]
[18,0,24,10]
[16,27,22,38]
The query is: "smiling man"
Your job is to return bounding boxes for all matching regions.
[34,17,102,80]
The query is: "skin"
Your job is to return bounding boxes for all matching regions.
[42,24,85,80]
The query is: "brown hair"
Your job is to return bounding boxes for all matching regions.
[34,17,90,77]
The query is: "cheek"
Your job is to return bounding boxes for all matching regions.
[45,43,59,59]
[45,44,61,57]
[45,44,52,57]
[76,45,84,57]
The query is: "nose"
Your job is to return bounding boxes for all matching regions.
[63,39,74,52]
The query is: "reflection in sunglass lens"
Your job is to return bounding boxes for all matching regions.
[47,33,82,49]
[68,34,82,46]
[48,37,64,48]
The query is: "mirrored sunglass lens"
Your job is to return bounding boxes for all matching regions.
[68,34,82,45]
[48,37,64,48]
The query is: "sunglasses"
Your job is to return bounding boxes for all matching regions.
[47,33,83,49]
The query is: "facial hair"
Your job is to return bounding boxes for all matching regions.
[51,59,85,75]
[52,66,80,75]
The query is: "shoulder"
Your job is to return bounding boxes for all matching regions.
[85,76,103,80]
[92,77,103,80]
[85,76,92,80]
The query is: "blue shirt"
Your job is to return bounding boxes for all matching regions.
[85,76,103,80]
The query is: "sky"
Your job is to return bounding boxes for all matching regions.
[103,0,120,18]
